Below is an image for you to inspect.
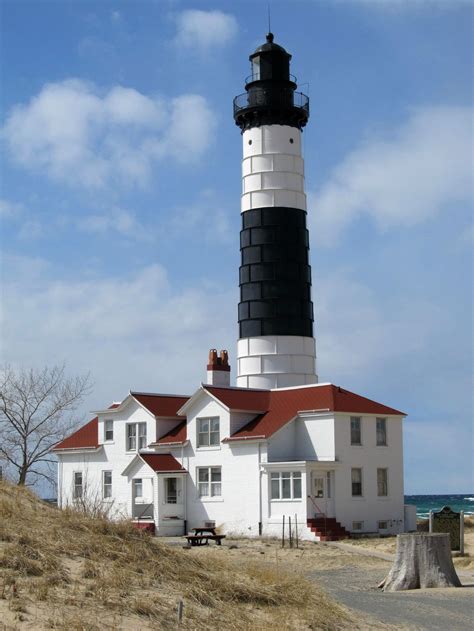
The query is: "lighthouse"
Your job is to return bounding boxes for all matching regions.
[233,33,318,389]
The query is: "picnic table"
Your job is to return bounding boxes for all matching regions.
[185,527,226,546]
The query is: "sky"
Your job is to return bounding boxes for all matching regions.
[0,0,472,495]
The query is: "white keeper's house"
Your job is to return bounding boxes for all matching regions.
[53,33,414,540]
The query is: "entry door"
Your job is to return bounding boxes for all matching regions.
[311,472,334,517]
[162,477,184,518]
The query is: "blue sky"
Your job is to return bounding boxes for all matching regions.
[1,0,472,494]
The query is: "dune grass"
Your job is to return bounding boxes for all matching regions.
[0,481,349,630]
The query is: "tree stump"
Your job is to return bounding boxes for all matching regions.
[380,533,461,591]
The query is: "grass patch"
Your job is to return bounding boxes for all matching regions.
[0,481,350,629]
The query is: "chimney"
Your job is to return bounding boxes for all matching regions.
[207,349,231,387]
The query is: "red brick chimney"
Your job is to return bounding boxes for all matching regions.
[206,349,231,387]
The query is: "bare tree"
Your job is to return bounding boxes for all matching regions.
[0,365,91,485]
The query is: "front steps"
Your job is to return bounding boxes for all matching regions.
[307,517,349,541]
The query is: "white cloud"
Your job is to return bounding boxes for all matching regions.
[174,10,237,51]
[310,106,473,245]
[1,256,236,405]
[77,207,152,241]
[2,80,216,189]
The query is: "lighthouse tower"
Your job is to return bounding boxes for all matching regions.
[233,33,318,389]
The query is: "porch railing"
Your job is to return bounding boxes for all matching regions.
[133,503,154,521]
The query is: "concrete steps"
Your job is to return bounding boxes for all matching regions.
[307,517,349,541]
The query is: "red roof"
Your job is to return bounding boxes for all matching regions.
[214,384,405,441]
[155,420,187,445]
[52,417,99,451]
[140,453,186,472]
[132,392,188,417]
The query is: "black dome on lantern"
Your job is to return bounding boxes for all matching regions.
[233,33,309,132]
[251,32,290,56]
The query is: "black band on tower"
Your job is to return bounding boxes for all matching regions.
[238,207,314,338]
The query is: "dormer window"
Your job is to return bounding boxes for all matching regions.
[126,422,147,451]
[104,419,114,442]
[197,417,220,448]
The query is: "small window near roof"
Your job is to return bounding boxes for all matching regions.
[376,418,387,446]
[105,419,113,442]
[197,417,220,447]
[350,417,362,445]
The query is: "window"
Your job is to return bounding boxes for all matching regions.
[378,520,388,530]
[73,472,83,499]
[352,521,363,531]
[166,478,178,504]
[133,478,143,498]
[351,468,362,497]
[377,468,388,496]
[102,471,112,498]
[138,423,147,450]
[270,472,302,500]
[313,477,324,498]
[197,417,220,447]
[105,419,114,442]
[127,423,147,451]
[350,417,362,445]
[197,467,221,497]
[376,418,387,446]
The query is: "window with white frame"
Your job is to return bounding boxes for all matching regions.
[351,468,363,497]
[377,468,388,496]
[352,521,363,531]
[126,422,147,451]
[197,417,220,447]
[73,472,83,499]
[197,467,221,497]
[350,416,362,445]
[133,478,143,498]
[105,419,114,442]
[378,520,388,530]
[270,471,302,500]
[376,418,387,446]
[102,471,112,498]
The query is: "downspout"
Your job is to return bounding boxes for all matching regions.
[181,442,187,535]
[258,443,263,536]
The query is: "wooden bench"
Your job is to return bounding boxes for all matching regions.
[185,534,226,547]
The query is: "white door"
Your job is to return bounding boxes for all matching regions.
[310,472,334,517]
[162,476,184,518]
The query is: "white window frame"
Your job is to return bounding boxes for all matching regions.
[126,422,147,451]
[270,471,302,500]
[104,419,114,442]
[73,471,83,499]
[377,468,388,497]
[376,417,387,446]
[133,478,143,498]
[102,470,112,499]
[350,416,362,445]
[138,422,147,450]
[351,468,363,497]
[352,521,364,531]
[378,520,389,530]
[197,417,220,448]
[197,466,222,498]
